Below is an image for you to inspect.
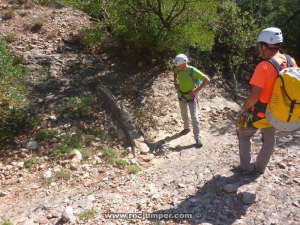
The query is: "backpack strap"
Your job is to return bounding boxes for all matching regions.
[189,67,196,85]
[266,54,294,73]
[189,67,201,87]
[284,54,294,67]
[266,58,282,73]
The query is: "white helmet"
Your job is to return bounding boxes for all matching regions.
[174,54,188,66]
[257,27,283,45]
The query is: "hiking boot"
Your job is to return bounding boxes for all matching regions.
[196,138,203,148]
[180,128,190,135]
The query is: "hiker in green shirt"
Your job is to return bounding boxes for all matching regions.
[173,54,210,148]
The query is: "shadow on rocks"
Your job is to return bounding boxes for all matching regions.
[149,170,261,225]
[146,131,194,156]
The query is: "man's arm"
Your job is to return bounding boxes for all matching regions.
[240,85,262,114]
[189,77,210,95]
[174,71,179,91]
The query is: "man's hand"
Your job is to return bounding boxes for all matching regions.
[240,108,247,115]
[240,85,262,115]
[188,88,198,95]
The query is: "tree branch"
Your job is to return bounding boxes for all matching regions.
[280,9,300,27]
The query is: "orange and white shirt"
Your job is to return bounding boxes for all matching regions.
[250,53,298,117]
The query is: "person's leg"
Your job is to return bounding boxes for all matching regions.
[237,126,258,171]
[188,100,200,140]
[255,126,276,173]
[179,99,189,130]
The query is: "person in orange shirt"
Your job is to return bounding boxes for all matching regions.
[234,27,298,174]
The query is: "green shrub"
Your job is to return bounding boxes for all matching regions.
[1,217,13,225]
[79,149,89,162]
[62,95,92,118]
[3,8,14,20]
[37,0,61,7]
[60,0,217,61]
[0,37,37,144]
[103,148,116,165]
[31,18,44,32]
[4,33,16,43]
[103,148,116,158]
[121,149,129,157]
[41,177,52,186]
[24,158,40,169]
[78,208,97,221]
[36,128,57,142]
[51,135,83,157]
[55,170,71,181]
[127,166,141,174]
[116,159,128,168]
[86,128,105,136]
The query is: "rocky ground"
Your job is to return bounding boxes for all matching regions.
[0,1,300,225]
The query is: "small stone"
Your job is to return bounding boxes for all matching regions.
[17,162,24,168]
[138,154,154,162]
[39,164,46,170]
[293,178,300,184]
[51,211,59,218]
[224,184,238,193]
[61,206,74,222]
[147,183,156,193]
[178,183,186,188]
[39,217,50,224]
[70,163,78,171]
[242,192,256,205]
[189,198,197,204]
[19,152,28,158]
[79,121,88,131]
[0,191,9,197]
[70,149,82,163]
[116,128,126,140]
[43,170,52,179]
[26,141,38,150]
[292,202,300,207]
[277,162,286,169]
[138,142,150,154]
[152,204,159,210]
[49,115,56,120]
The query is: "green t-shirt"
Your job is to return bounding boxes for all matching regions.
[174,66,207,97]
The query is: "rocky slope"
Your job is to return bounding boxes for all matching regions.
[0,1,300,225]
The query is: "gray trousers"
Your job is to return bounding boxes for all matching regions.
[237,126,276,173]
[178,98,201,140]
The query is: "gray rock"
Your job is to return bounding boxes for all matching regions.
[178,183,186,188]
[242,192,256,205]
[138,142,150,154]
[61,206,74,222]
[224,184,238,193]
[116,128,126,140]
[70,149,82,163]
[17,162,24,168]
[26,141,38,150]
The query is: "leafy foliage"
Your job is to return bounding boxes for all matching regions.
[35,128,57,142]
[0,37,38,144]
[62,95,92,118]
[24,158,40,169]
[60,0,217,60]
[78,208,97,221]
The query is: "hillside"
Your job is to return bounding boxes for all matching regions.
[0,1,300,225]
